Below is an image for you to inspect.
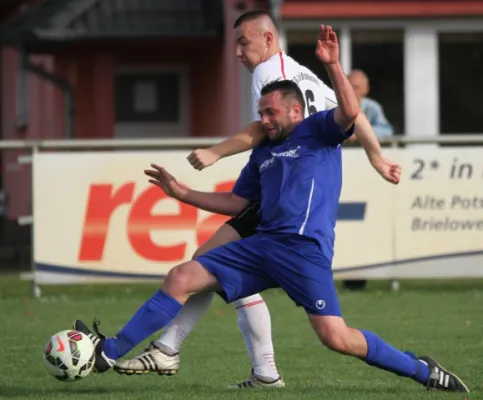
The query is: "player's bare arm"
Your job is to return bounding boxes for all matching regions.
[353,113,402,183]
[316,26,401,184]
[187,122,265,171]
[343,113,370,145]
[343,109,402,185]
[145,164,249,216]
[315,25,359,130]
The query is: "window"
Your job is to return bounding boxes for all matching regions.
[115,75,179,122]
[288,29,404,134]
[287,29,341,92]
[351,29,404,134]
[439,33,483,134]
[114,66,189,137]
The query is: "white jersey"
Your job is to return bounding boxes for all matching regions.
[251,51,337,121]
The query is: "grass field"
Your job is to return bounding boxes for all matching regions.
[0,274,482,400]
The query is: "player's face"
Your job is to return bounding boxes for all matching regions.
[259,92,302,141]
[235,22,270,72]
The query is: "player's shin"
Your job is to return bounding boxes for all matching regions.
[104,261,217,360]
[155,291,215,354]
[360,330,430,384]
[103,290,183,360]
[234,294,280,381]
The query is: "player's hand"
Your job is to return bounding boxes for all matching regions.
[144,164,189,199]
[370,155,402,185]
[315,25,339,65]
[187,148,220,171]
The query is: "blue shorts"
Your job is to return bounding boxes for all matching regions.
[195,233,341,316]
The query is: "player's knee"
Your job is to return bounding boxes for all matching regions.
[163,261,215,301]
[163,265,183,292]
[163,264,194,296]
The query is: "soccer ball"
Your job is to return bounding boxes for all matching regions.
[43,330,95,382]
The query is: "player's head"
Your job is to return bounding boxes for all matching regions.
[259,80,305,141]
[348,69,369,101]
[233,10,280,72]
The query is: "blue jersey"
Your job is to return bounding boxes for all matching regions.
[232,109,354,263]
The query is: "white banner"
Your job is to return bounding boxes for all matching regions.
[33,148,483,284]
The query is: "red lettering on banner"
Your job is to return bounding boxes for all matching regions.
[127,186,197,261]
[78,180,237,263]
[79,183,135,261]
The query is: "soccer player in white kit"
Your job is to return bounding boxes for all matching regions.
[114,10,401,388]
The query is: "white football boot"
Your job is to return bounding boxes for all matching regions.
[114,342,180,376]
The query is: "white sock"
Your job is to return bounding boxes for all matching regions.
[233,294,280,381]
[155,291,215,354]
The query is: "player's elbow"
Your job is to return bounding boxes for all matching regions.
[344,105,360,127]
[335,106,360,132]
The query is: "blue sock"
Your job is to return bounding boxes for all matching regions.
[405,351,432,384]
[360,330,430,385]
[103,290,182,360]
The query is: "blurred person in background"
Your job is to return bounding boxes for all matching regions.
[348,69,394,138]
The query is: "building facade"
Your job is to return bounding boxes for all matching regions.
[274,0,483,137]
[0,0,264,227]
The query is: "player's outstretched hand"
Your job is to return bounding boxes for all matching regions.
[371,156,402,185]
[144,164,189,198]
[315,25,339,65]
[187,148,220,171]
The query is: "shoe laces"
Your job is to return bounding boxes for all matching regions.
[92,318,106,340]
[132,341,158,357]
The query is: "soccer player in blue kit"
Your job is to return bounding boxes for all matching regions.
[73,25,468,393]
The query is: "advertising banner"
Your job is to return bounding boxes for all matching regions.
[33,148,483,284]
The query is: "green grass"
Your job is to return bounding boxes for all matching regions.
[0,275,482,400]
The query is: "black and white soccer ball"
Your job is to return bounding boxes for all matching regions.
[43,330,95,382]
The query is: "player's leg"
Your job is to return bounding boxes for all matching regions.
[304,277,468,392]
[114,223,240,376]
[225,203,280,384]
[118,202,281,384]
[308,315,468,392]
[73,258,219,373]
[155,224,240,354]
[269,235,468,393]
[74,235,273,375]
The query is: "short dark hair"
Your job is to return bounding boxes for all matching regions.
[260,80,306,113]
[233,9,274,29]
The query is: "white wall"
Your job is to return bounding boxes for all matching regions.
[404,26,439,138]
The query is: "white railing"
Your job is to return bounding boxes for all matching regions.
[0,134,482,151]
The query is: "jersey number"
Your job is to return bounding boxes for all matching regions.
[304,90,317,115]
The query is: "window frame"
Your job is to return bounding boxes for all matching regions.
[114,64,190,138]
